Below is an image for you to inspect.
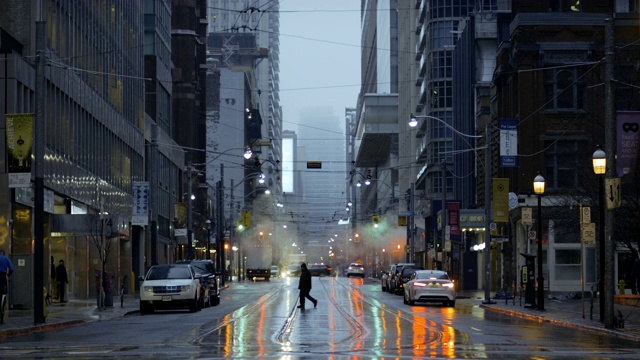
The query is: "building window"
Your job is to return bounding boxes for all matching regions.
[544,67,586,111]
[549,0,582,12]
[544,139,588,190]
[554,249,581,281]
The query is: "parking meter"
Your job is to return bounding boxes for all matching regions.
[520,253,537,308]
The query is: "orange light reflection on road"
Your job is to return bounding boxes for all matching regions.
[350,287,366,352]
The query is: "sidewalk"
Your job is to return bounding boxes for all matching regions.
[0,294,140,338]
[467,291,640,342]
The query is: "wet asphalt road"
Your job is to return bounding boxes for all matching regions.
[1,276,640,359]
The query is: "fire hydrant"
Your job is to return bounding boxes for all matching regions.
[618,279,626,295]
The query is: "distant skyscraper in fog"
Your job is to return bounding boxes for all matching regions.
[298,108,346,243]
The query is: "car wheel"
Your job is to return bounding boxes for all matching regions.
[448,300,456,307]
[189,296,198,313]
[213,295,220,306]
[403,293,408,304]
[408,297,415,306]
[140,301,152,315]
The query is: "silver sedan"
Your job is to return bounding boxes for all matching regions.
[403,270,456,307]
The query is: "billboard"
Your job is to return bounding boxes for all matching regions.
[5,113,33,187]
[282,137,294,193]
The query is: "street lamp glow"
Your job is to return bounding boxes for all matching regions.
[592,145,606,175]
[356,181,362,187]
[408,113,419,127]
[264,189,271,194]
[243,147,252,159]
[533,172,545,195]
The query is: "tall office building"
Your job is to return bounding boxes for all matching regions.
[207,0,282,196]
[298,108,346,252]
[0,0,145,302]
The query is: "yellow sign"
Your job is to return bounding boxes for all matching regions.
[581,223,596,245]
[605,178,621,209]
[492,178,510,222]
[398,216,407,226]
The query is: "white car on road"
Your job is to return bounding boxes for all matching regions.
[139,264,201,314]
[403,270,456,307]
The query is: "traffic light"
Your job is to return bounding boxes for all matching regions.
[372,215,380,228]
[242,211,251,227]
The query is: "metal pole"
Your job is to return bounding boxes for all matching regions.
[483,123,493,304]
[598,175,605,321]
[537,193,544,311]
[187,163,193,259]
[603,17,616,329]
[33,20,46,324]
[409,182,415,263]
[442,162,447,271]
[150,124,158,265]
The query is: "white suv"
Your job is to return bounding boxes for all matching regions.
[346,263,365,278]
[139,264,201,314]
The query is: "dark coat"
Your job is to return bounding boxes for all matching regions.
[56,263,68,284]
[298,266,312,292]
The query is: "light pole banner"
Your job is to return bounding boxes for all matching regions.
[492,178,510,223]
[132,181,149,225]
[499,119,518,168]
[617,111,640,182]
[5,113,33,187]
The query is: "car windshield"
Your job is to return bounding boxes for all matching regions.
[401,267,424,277]
[147,266,192,280]
[350,263,363,268]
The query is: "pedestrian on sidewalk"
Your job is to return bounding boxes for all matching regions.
[297,263,317,310]
[56,260,69,303]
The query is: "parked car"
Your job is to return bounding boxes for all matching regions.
[270,265,279,278]
[286,263,302,277]
[308,264,331,277]
[385,263,415,294]
[175,259,220,307]
[346,262,365,278]
[138,264,201,314]
[403,270,456,307]
[394,266,424,295]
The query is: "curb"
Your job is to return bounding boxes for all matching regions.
[481,304,640,343]
[0,319,87,339]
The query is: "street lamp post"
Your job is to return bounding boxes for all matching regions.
[533,172,546,311]
[592,145,606,322]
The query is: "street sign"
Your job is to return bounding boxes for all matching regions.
[444,240,451,252]
[528,231,536,240]
[580,206,591,224]
[521,207,532,225]
[175,228,187,236]
[605,177,621,209]
[398,211,420,216]
[581,223,596,245]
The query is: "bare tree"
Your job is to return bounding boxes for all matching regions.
[85,214,118,310]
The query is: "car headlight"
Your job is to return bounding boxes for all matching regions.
[143,286,153,293]
[180,285,191,292]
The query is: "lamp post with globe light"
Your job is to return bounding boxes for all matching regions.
[592,145,606,322]
[533,172,545,311]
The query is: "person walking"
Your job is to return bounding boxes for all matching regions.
[0,249,14,291]
[297,263,317,310]
[56,259,69,303]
